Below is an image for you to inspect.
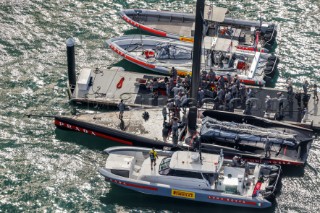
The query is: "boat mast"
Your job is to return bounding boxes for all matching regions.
[190,0,205,101]
[188,0,205,132]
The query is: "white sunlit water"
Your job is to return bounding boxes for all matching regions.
[0,0,319,212]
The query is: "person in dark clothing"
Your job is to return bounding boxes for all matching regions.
[278,92,285,112]
[313,84,319,101]
[117,100,125,119]
[264,138,272,158]
[302,80,309,94]
[287,82,293,103]
[303,94,309,109]
[171,67,177,81]
[162,122,170,142]
[295,91,302,109]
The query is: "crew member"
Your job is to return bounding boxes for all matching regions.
[264,138,272,158]
[149,147,158,170]
[171,117,179,144]
[278,92,285,113]
[313,84,319,101]
[232,155,242,167]
[162,122,170,143]
[265,95,272,113]
[295,90,302,109]
[171,67,177,81]
[287,81,293,103]
[162,106,167,122]
[117,100,125,120]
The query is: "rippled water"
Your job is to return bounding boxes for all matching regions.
[0,0,319,212]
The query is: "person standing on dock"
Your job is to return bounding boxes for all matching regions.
[171,67,177,81]
[295,90,302,109]
[265,95,272,113]
[226,73,232,88]
[152,78,159,98]
[264,138,272,158]
[171,117,179,145]
[287,81,293,103]
[149,148,158,170]
[162,122,170,143]
[117,100,125,120]
[313,84,319,102]
[278,92,285,113]
[162,106,168,122]
[197,88,205,107]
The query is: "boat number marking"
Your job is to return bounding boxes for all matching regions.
[208,196,258,206]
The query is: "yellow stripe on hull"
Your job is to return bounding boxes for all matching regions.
[179,37,194,43]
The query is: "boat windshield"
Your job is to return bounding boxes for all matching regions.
[155,44,192,60]
[159,157,171,175]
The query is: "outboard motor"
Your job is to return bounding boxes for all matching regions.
[262,24,276,44]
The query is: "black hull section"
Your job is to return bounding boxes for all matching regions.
[54,116,174,150]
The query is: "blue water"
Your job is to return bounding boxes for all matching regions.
[0,0,319,212]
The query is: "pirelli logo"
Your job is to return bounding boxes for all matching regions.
[171,189,195,199]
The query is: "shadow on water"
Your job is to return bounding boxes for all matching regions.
[113,59,153,74]
[123,28,155,36]
[281,165,305,177]
[100,184,277,213]
[54,128,124,151]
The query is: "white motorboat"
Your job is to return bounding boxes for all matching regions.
[107,34,278,86]
[99,146,281,208]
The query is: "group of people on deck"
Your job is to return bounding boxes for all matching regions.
[264,79,317,118]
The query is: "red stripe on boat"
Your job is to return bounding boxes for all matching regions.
[109,44,156,69]
[54,119,133,145]
[122,14,167,37]
[94,132,133,146]
[236,46,255,52]
[110,178,158,191]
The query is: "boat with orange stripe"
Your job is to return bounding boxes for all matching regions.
[106,34,278,86]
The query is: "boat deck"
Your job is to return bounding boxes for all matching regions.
[204,86,319,130]
[70,67,168,108]
[73,108,194,145]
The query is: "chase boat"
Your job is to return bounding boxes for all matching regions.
[99,146,281,208]
[119,6,277,50]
